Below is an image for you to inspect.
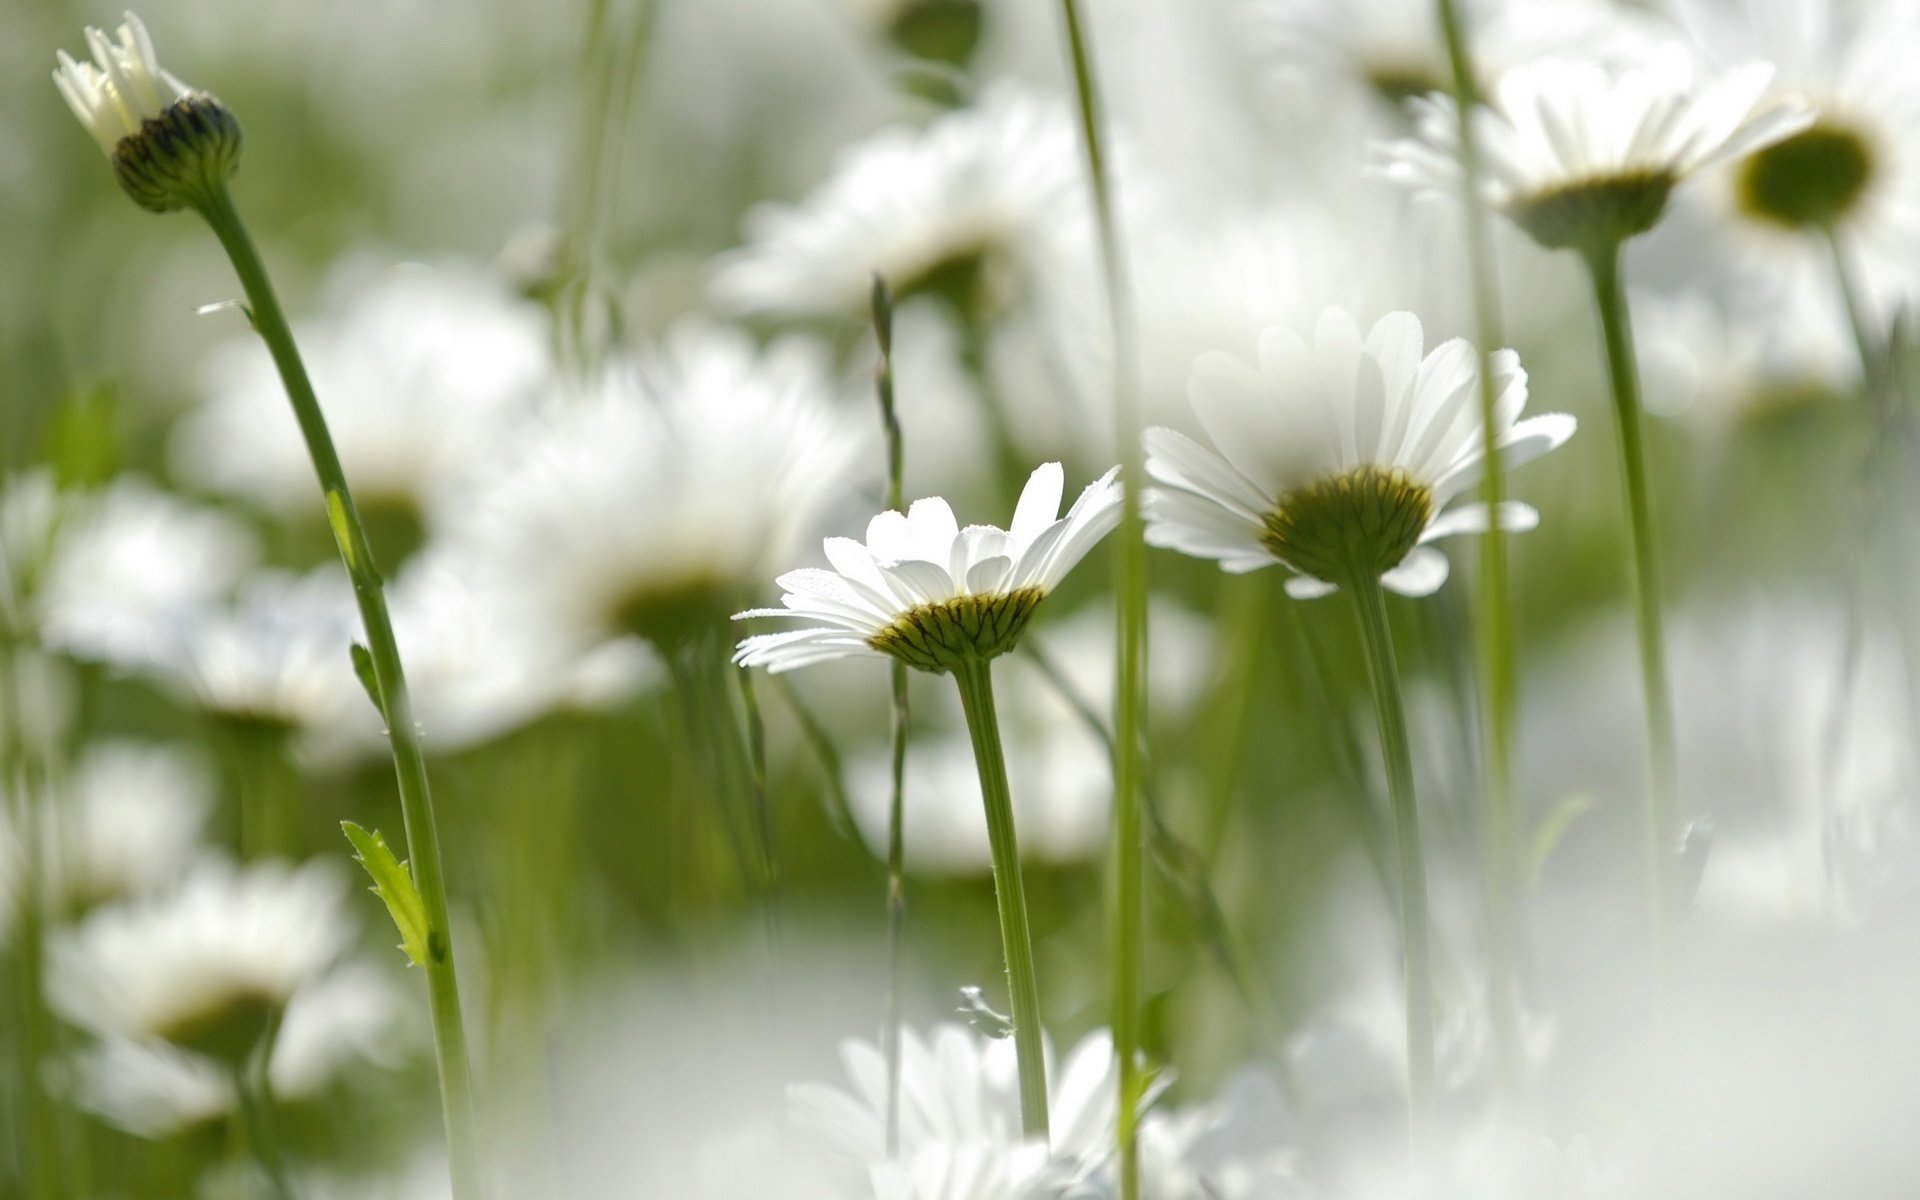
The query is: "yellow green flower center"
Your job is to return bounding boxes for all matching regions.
[1364,59,1450,108]
[1260,466,1434,585]
[1736,120,1874,231]
[1507,171,1677,252]
[156,987,280,1066]
[888,0,983,70]
[867,587,1046,674]
[611,577,738,653]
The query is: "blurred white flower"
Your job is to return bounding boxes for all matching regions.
[139,568,361,735]
[1376,50,1811,250]
[1144,308,1572,597]
[35,476,257,663]
[735,462,1121,675]
[0,740,212,938]
[50,856,353,1062]
[447,322,861,655]
[173,260,550,558]
[1678,0,1920,327]
[51,12,192,157]
[711,85,1085,322]
[70,962,412,1138]
[845,602,1213,872]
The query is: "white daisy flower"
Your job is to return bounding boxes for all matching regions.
[173,260,550,566]
[447,322,860,654]
[1143,308,1573,598]
[734,462,1121,675]
[49,856,353,1064]
[0,741,212,939]
[1375,49,1812,251]
[1679,0,1920,322]
[70,961,413,1139]
[52,11,239,213]
[710,85,1084,322]
[51,11,190,157]
[34,476,258,664]
[139,568,361,736]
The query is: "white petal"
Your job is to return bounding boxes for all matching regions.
[1419,501,1540,542]
[904,497,960,562]
[965,555,1014,595]
[1380,547,1450,596]
[1008,462,1064,548]
[1142,426,1272,520]
[1284,574,1339,600]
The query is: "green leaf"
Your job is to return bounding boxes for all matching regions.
[349,642,384,717]
[341,821,430,967]
[1527,794,1594,891]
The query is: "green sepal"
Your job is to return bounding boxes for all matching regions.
[349,642,384,716]
[342,821,430,967]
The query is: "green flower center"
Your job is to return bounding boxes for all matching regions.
[1507,171,1677,253]
[1364,59,1450,108]
[867,588,1046,674]
[888,0,983,70]
[1259,466,1434,586]
[611,577,738,653]
[1736,121,1874,231]
[112,93,242,214]
[156,987,280,1066]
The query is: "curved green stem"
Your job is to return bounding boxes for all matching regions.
[231,1062,295,1200]
[1347,574,1437,1140]
[1055,1,1148,1191]
[1583,240,1680,967]
[950,656,1049,1140]
[1434,0,1523,1096]
[194,185,481,1200]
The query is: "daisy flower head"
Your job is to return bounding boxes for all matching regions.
[710,85,1084,324]
[53,11,240,213]
[451,323,861,655]
[1144,308,1574,599]
[1376,48,1813,253]
[734,461,1121,675]
[49,856,353,1066]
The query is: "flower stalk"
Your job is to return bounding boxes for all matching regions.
[871,276,914,1157]
[1433,0,1524,1095]
[193,183,482,1200]
[1346,573,1437,1139]
[1582,238,1680,965]
[950,654,1050,1140]
[1055,0,1148,1191]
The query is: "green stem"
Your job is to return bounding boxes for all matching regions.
[230,1062,294,1200]
[950,656,1049,1140]
[194,185,482,1200]
[1434,0,1523,1096]
[1056,1,1147,1191]
[1583,240,1680,966]
[872,276,912,1157]
[1347,573,1436,1139]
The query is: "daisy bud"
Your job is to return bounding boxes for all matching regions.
[53,13,241,214]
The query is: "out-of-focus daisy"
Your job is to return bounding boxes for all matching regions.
[448,323,860,656]
[1144,309,1572,598]
[0,741,211,937]
[1678,0,1920,325]
[1241,0,1654,117]
[70,961,412,1138]
[710,85,1084,324]
[34,476,257,663]
[173,260,550,567]
[138,568,361,738]
[845,603,1212,872]
[734,461,1121,674]
[50,856,353,1065]
[1376,49,1811,253]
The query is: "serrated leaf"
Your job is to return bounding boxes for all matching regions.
[349,642,384,717]
[341,821,430,967]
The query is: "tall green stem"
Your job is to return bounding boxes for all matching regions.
[950,656,1049,1140]
[1347,574,1437,1138]
[1583,240,1679,964]
[871,277,913,1157]
[230,1064,294,1200]
[194,185,481,1200]
[1433,0,1523,1094]
[1055,1,1147,1190]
